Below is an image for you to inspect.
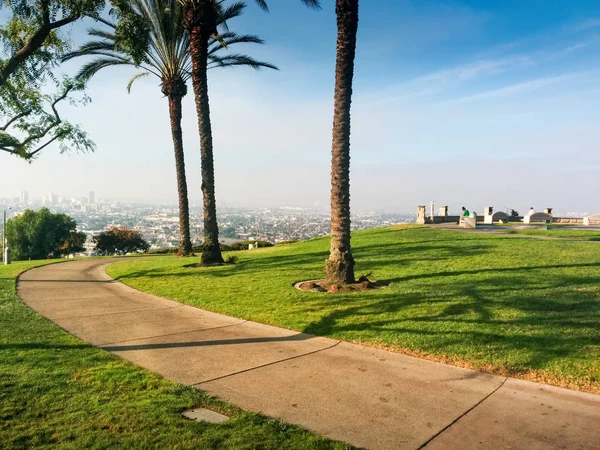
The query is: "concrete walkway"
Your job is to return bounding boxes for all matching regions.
[17,260,600,450]
[428,223,600,243]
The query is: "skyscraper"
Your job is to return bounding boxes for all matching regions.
[89,191,95,204]
[20,191,28,204]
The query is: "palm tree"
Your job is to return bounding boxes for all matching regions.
[63,0,276,256]
[324,0,359,285]
[180,0,320,265]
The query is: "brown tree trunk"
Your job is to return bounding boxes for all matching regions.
[186,21,224,265]
[325,0,359,285]
[167,93,193,256]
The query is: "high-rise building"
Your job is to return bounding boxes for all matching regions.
[89,191,95,204]
[20,191,28,204]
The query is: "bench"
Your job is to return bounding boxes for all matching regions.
[484,211,509,224]
[460,213,477,229]
[523,212,553,224]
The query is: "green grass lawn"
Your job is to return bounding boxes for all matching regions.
[108,226,600,394]
[0,261,351,449]
[503,229,600,241]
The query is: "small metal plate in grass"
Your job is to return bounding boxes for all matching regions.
[182,408,230,423]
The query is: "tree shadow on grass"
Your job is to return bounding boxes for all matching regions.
[301,270,600,373]
[113,241,496,282]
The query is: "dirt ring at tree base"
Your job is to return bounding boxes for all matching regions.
[293,278,389,293]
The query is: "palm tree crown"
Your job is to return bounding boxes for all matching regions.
[64,0,277,95]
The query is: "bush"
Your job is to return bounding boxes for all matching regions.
[225,255,238,264]
[226,240,274,251]
[276,240,299,246]
[6,208,86,260]
[94,227,149,255]
[150,241,274,255]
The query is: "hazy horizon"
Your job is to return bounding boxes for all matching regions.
[1,1,599,215]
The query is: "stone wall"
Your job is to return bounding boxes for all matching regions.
[552,217,584,224]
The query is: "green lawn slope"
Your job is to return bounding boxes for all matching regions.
[0,261,351,449]
[108,225,600,394]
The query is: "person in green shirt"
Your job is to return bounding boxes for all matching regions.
[462,206,470,217]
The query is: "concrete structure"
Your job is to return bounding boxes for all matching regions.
[417,205,427,224]
[2,207,10,264]
[461,212,477,229]
[89,191,95,204]
[20,190,28,204]
[523,212,553,224]
[182,408,229,423]
[417,205,594,226]
[17,259,600,450]
[583,213,600,226]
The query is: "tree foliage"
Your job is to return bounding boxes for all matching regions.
[93,227,150,255]
[0,0,101,159]
[5,208,86,260]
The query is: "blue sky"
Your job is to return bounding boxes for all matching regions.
[1,0,599,214]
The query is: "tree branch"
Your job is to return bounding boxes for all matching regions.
[1,109,32,131]
[17,88,70,148]
[0,87,72,159]
[0,146,20,156]
[27,134,60,158]
[0,7,79,85]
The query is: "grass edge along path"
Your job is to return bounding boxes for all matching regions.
[107,226,600,395]
[0,260,352,449]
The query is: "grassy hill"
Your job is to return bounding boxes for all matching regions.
[107,225,600,393]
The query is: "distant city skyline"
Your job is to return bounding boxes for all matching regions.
[0,190,594,218]
[1,1,599,214]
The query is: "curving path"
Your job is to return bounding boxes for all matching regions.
[18,259,600,450]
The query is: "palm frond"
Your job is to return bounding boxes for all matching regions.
[87,27,117,40]
[207,54,279,71]
[253,0,269,11]
[299,0,321,9]
[127,72,151,93]
[250,0,321,11]
[208,33,264,55]
[221,1,246,22]
[62,41,119,62]
[76,57,134,82]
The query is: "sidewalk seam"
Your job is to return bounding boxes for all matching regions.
[99,321,249,346]
[192,340,342,386]
[417,376,508,450]
[49,305,181,320]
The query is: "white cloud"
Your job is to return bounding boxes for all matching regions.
[439,71,592,105]
[573,18,600,31]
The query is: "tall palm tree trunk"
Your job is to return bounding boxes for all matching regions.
[325,0,359,285]
[187,23,224,265]
[167,92,193,256]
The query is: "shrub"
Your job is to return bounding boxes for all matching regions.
[94,227,149,255]
[6,208,86,260]
[276,240,299,246]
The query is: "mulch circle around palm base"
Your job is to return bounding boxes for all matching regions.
[294,277,389,293]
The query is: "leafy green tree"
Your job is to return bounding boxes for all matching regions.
[65,0,276,257]
[93,227,150,255]
[5,208,86,260]
[325,0,359,284]
[0,0,102,159]
[179,0,320,265]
